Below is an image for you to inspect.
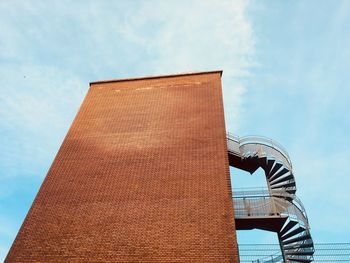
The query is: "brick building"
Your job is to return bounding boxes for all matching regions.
[6,71,240,262]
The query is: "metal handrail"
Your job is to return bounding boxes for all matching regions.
[233,197,282,218]
[233,189,308,224]
[232,187,272,197]
[251,252,283,263]
[233,189,287,198]
[227,133,292,167]
[233,194,309,228]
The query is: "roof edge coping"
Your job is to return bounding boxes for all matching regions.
[89,70,223,86]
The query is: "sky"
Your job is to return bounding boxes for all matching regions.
[0,0,350,261]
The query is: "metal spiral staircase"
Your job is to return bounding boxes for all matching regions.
[227,133,314,263]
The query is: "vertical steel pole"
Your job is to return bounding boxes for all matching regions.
[278,233,287,262]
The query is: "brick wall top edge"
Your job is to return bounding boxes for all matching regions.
[89,70,223,86]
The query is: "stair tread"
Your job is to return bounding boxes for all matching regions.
[271,181,296,189]
[269,168,290,182]
[280,220,298,236]
[286,188,297,194]
[285,250,314,256]
[265,159,275,174]
[283,234,312,245]
[281,226,305,240]
[284,242,314,250]
[286,256,312,263]
[271,173,294,186]
[268,162,283,178]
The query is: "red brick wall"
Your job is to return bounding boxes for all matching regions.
[6,72,239,262]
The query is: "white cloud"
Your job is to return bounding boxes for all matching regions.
[0,0,255,259]
[121,0,254,73]
[0,64,86,180]
[0,0,255,179]
[119,0,255,131]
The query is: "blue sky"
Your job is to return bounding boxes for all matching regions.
[1,0,349,260]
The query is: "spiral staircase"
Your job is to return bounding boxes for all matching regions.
[227,133,314,263]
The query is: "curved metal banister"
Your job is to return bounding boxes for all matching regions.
[227,132,292,168]
[233,193,309,227]
[233,188,308,220]
[251,252,283,263]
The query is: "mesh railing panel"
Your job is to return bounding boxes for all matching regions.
[238,243,350,262]
[233,191,309,227]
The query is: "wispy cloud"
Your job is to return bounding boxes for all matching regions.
[0,0,255,260]
[236,0,350,244]
[0,0,255,178]
[118,0,255,130]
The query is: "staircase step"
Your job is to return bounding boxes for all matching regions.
[270,190,293,199]
[284,242,314,250]
[272,185,295,193]
[281,226,306,240]
[268,162,283,178]
[285,250,314,256]
[265,159,275,174]
[280,220,298,236]
[245,155,254,160]
[243,152,251,158]
[283,234,311,245]
[286,188,297,194]
[286,256,312,263]
[271,174,294,186]
[269,168,290,182]
[271,181,296,189]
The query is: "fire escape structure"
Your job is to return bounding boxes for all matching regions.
[227,133,314,263]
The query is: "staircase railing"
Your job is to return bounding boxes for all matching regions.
[227,132,292,168]
[233,190,309,228]
[239,243,350,263]
[227,132,314,262]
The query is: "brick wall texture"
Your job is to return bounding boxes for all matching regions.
[6,72,239,262]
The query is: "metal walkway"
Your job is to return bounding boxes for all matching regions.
[227,133,314,263]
